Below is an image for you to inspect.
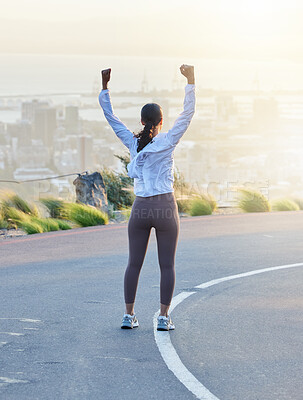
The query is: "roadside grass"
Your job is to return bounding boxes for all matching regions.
[2,192,39,216]
[271,198,300,211]
[1,190,40,221]
[176,198,191,214]
[31,217,60,232]
[52,219,72,230]
[0,191,106,234]
[188,197,213,216]
[63,202,109,227]
[2,206,28,229]
[119,206,132,221]
[199,193,217,212]
[39,197,67,219]
[291,197,303,210]
[21,220,45,234]
[237,188,270,212]
[0,209,8,229]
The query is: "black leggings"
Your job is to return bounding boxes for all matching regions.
[124,192,180,306]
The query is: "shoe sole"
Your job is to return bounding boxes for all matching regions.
[121,322,139,329]
[157,325,175,331]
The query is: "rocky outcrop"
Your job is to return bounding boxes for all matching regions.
[73,172,108,214]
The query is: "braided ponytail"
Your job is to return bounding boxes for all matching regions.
[135,103,163,153]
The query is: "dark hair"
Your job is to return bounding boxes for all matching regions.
[134,103,163,153]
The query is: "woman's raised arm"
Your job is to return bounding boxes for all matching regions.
[98,68,135,150]
[166,65,196,147]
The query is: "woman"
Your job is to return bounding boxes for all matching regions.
[99,65,195,331]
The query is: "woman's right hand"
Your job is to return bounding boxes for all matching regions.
[101,68,111,90]
[180,64,195,84]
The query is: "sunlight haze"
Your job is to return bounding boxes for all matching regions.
[1,0,303,60]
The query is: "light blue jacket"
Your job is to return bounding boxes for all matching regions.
[99,83,196,197]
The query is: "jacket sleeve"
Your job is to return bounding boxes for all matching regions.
[166,84,196,147]
[98,89,135,150]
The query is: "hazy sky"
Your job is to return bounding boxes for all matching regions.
[1,0,303,60]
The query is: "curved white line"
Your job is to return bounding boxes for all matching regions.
[153,262,303,400]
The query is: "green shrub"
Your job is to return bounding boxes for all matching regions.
[40,197,67,219]
[237,188,270,212]
[2,192,39,217]
[63,202,109,227]
[189,198,212,216]
[99,166,135,211]
[31,217,60,232]
[53,219,72,230]
[173,167,192,213]
[119,207,132,220]
[271,198,300,212]
[4,206,29,228]
[176,199,191,214]
[291,197,303,210]
[200,193,217,211]
[0,210,8,229]
[20,220,44,234]
[173,167,191,194]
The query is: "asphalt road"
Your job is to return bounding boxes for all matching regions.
[0,211,302,400]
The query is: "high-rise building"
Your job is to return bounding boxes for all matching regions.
[7,121,31,146]
[0,122,5,145]
[22,100,48,123]
[215,95,237,121]
[33,107,57,149]
[77,135,93,171]
[65,106,80,134]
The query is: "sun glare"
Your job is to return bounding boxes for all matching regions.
[220,0,289,15]
[213,0,294,41]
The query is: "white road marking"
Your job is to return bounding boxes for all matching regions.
[194,262,303,289]
[0,342,8,348]
[0,318,41,323]
[23,327,39,331]
[0,332,25,336]
[0,376,29,387]
[98,356,136,362]
[153,262,303,400]
[153,292,218,400]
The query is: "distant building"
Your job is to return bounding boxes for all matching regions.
[65,106,80,134]
[0,122,5,135]
[16,144,50,168]
[13,167,71,199]
[22,100,48,123]
[141,71,148,93]
[253,97,279,129]
[77,135,93,171]
[33,107,57,149]
[0,122,7,146]
[7,121,32,147]
[215,95,237,121]
[13,167,55,181]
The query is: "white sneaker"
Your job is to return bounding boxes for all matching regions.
[121,313,139,329]
[157,314,175,331]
